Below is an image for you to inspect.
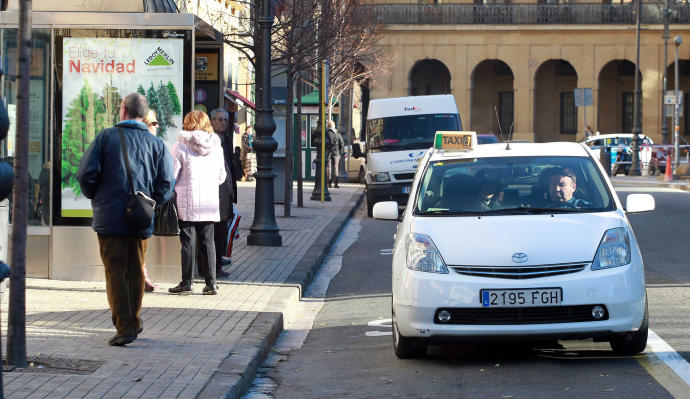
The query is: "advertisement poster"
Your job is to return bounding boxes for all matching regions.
[61,37,184,218]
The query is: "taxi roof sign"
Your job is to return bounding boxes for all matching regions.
[434,131,477,151]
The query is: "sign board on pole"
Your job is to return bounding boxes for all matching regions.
[664,91,683,105]
[574,88,593,107]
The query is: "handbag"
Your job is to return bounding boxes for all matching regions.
[153,192,180,236]
[118,128,156,231]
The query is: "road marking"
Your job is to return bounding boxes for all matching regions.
[380,249,392,255]
[637,329,690,398]
[366,318,393,337]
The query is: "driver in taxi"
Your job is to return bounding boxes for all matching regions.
[548,168,591,209]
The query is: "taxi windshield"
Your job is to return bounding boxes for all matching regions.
[415,156,615,215]
[367,114,461,152]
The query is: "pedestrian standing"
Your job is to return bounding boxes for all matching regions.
[168,111,226,295]
[326,120,344,188]
[240,126,253,181]
[77,93,174,346]
[210,108,242,278]
[141,109,161,292]
[585,125,593,139]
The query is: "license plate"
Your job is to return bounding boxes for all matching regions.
[402,186,411,194]
[480,288,562,307]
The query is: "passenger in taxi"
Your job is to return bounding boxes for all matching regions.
[547,168,591,209]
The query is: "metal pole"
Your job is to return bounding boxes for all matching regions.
[674,36,682,174]
[296,76,304,208]
[662,0,670,145]
[629,0,643,176]
[247,0,282,247]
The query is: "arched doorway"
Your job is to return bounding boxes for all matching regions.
[470,60,514,140]
[665,60,690,140]
[408,59,451,96]
[597,60,641,134]
[534,60,578,143]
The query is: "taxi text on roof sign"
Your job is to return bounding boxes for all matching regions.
[434,131,477,151]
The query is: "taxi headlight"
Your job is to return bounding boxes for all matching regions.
[371,172,390,182]
[591,228,631,270]
[406,233,448,274]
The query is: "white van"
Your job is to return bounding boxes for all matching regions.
[352,95,462,216]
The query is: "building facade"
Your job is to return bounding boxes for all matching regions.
[365,0,690,144]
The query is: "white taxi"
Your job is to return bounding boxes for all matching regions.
[373,132,655,359]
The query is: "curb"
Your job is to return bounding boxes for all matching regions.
[199,188,365,399]
[283,189,365,297]
[197,312,283,399]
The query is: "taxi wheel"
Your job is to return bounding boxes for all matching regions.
[393,314,427,359]
[610,297,648,356]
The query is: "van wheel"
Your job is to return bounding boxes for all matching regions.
[393,313,426,359]
[610,297,648,355]
[366,191,374,217]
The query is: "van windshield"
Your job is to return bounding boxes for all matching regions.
[367,114,461,152]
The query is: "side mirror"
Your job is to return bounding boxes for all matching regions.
[625,193,655,213]
[373,201,398,220]
[352,143,363,159]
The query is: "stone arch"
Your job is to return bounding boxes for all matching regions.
[470,59,515,139]
[533,59,579,143]
[597,60,642,134]
[408,59,451,96]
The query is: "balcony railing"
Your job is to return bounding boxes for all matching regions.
[363,4,690,25]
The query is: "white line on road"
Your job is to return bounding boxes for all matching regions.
[646,329,690,387]
[380,249,393,255]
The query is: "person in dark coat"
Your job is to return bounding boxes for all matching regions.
[77,93,175,346]
[210,108,242,278]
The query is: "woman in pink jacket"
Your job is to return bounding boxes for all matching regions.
[168,111,226,295]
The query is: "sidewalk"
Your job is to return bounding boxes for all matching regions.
[1,181,364,399]
[610,175,690,192]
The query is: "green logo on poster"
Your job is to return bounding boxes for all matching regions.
[149,54,171,66]
[145,47,175,67]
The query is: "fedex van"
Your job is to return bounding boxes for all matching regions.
[352,95,462,216]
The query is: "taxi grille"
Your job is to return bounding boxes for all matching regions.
[434,305,608,325]
[451,263,587,279]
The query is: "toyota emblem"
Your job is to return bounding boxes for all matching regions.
[512,253,528,263]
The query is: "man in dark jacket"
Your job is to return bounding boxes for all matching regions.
[210,108,242,278]
[77,93,175,347]
[326,120,345,188]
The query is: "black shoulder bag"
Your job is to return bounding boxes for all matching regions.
[153,192,180,236]
[118,128,156,231]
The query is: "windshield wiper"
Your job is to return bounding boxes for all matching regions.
[485,207,580,214]
[417,209,486,216]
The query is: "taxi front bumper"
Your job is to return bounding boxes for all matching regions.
[392,261,646,340]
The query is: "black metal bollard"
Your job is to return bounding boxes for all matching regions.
[600,146,612,176]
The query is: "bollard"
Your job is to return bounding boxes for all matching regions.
[600,146,612,176]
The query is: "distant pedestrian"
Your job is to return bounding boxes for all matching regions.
[141,109,161,292]
[210,108,242,278]
[585,125,593,139]
[240,126,253,181]
[326,121,344,188]
[77,93,175,346]
[168,111,226,296]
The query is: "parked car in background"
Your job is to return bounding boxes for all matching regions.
[344,144,366,182]
[583,134,653,175]
[477,134,500,144]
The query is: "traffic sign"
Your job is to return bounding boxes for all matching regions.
[664,91,683,105]
[574,88,592,107]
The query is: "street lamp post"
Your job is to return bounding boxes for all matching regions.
[661,0,670,145]
[629,0,643,176]
[674,35,683,176]
[247,0,282,247]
